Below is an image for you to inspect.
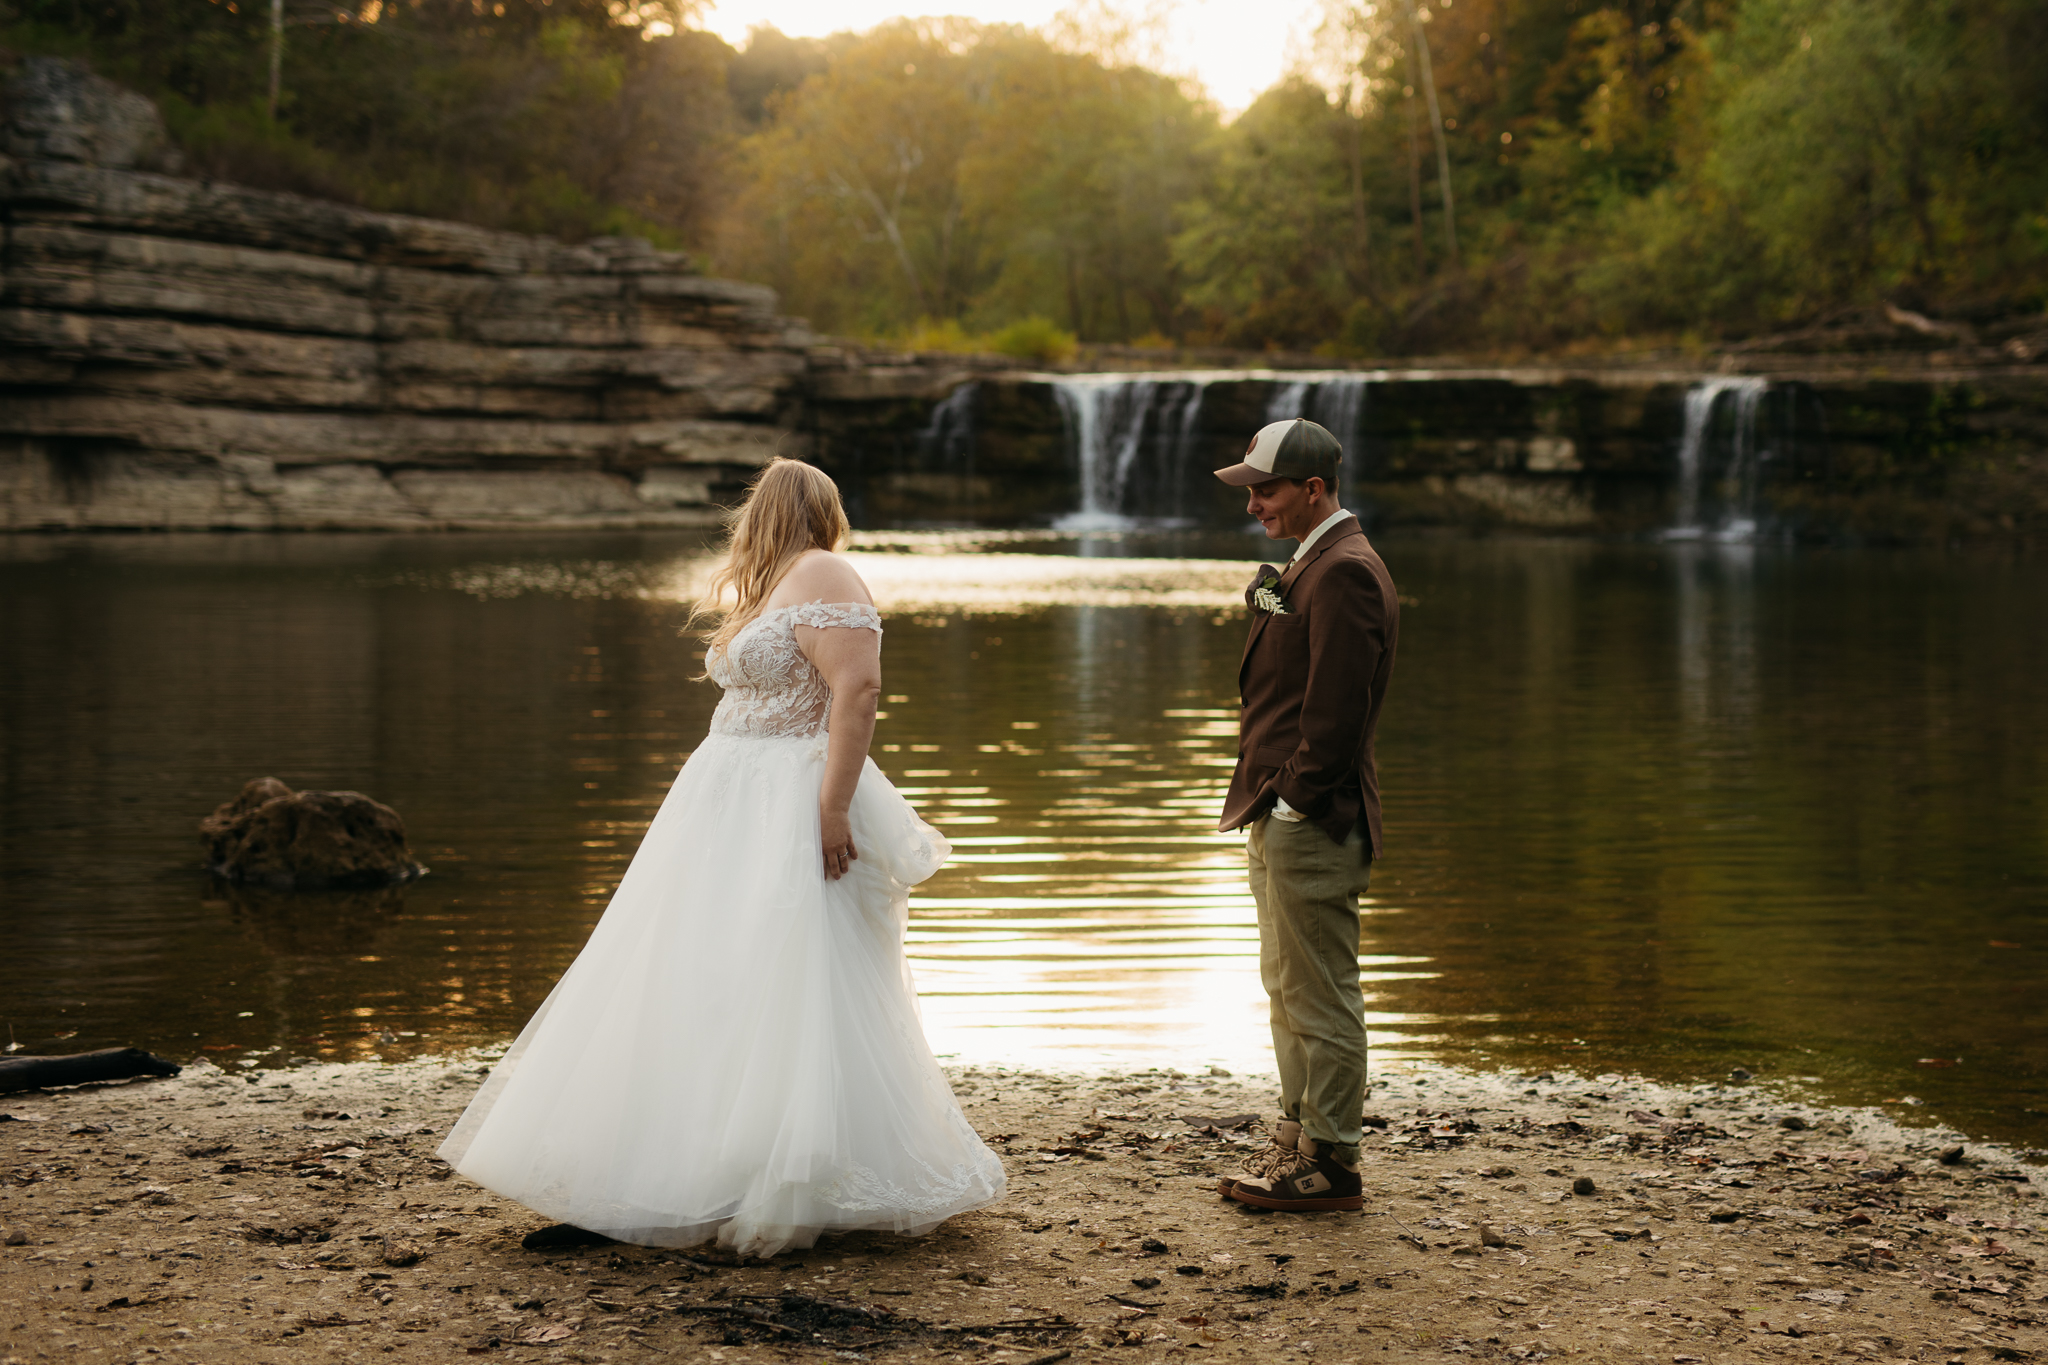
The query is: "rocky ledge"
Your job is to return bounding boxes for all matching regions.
[0,57,816,532]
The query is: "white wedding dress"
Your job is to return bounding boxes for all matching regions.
[438,601,1006,1255]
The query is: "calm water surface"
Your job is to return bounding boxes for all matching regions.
[1,531,2042,1148]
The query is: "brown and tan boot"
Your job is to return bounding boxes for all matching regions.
[1224,1135,1364,1212]
[1216,1118,1302,1198]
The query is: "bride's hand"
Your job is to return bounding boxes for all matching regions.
[821,807,859,880]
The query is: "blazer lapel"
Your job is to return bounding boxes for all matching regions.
[1240,603,1272,676]
[1239,517,1362,680]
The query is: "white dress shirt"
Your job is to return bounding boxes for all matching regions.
[1290,508,1352,563]
[1272,507,1351,821]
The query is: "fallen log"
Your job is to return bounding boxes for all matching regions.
[0,1047,182,1094]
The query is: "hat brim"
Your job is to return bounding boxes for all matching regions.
[1213,462,1280,486]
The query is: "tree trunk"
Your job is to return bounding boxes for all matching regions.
[1902,126,1941,288]
[1410,4,1460,268]
[830,165,929,320]
[935,192,961,319]
[268,0,284,120]
[1403,51,1428,276]
[1109,228,1132,340]
[1065,247,1085,336]
[1343,94,1373,295]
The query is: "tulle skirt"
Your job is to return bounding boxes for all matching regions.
[437,732,1006,1256]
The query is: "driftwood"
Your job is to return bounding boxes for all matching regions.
[0,1047,182,1094]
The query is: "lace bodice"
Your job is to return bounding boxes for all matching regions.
[707,601,882,740]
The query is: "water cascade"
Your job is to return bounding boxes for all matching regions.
[1669,377,1769,540]
[902,371,1385,527]
[1050,376,1212,529]
[917,380,978,469]
[1264,375,1371,509]
[1043,372,1380,528]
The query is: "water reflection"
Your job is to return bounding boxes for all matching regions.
[210,881,409,957]
[1675,541,1759,736]
[0,532,2042,1147]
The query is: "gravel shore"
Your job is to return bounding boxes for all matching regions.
[2,1056,2041,1364]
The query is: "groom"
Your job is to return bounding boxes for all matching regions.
[1211,418,1399,1213]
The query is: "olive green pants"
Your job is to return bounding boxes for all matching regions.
[1247,813,1371,1166]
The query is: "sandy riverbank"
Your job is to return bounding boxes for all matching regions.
[2,1057,2042,1365]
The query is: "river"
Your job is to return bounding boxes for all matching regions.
[1,530,2041,1149]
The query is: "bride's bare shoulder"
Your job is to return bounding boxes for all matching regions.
[767,549,873,609]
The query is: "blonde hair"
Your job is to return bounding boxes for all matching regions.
[691,458,851,658]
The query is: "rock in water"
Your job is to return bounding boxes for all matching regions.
[201,778,425,889]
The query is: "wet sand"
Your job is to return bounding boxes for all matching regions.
[1,1057,2041,1364]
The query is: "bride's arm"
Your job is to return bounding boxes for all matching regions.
[779,550,882,881]
[801,625,882,880]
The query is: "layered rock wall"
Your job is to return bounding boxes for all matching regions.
[0,58,812,531]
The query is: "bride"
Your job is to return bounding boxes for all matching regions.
[438,458,1006,1255]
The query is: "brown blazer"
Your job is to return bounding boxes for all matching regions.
[1218,517,1399,853]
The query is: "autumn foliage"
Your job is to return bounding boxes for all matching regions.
[8,0,2045,355]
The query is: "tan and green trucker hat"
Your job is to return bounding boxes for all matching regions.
[1213,418,1342,486]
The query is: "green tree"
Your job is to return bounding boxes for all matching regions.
[958,34,1213,339]
[2,0,739,249]
[1172,79,1375,348]
[1578,0,2048,334]
[723,20,985,331]
[1709,0,2040,311]
[718,20,1212,341]
[725,24,836,127]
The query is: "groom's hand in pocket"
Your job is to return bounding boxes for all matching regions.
[821,807,860,880]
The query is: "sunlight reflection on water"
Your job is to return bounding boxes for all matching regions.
[796,543,1441,1068]
[660,550,1260,614]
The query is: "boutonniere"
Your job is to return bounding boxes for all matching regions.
[1245,564,1291,616]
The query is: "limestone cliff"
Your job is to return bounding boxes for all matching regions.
[0,58,814,531]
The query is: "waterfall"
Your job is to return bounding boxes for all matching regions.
[1050,377,1211,529]
[1265,374,1370,508]
[1669,377,1769,540]
[1265,380,1310,422]
[917,381,977,468]
[907,370,1376,529]
[1046,371,1375,527]
[1720,380,1770,540]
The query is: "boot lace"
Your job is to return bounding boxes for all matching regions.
[1258,1147,1319,1184]
[1237,1128,1307,1181]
